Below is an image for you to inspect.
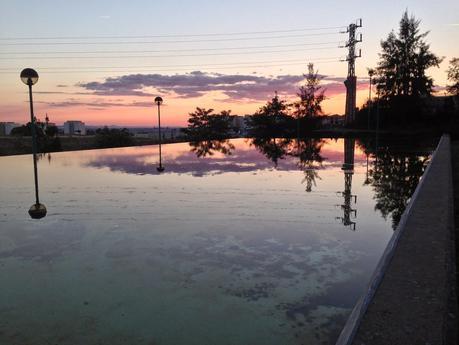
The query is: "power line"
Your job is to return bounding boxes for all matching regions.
[0,57,339,71]
[0,59,341,74]
[0,46,341,60]
[0,32,342,46]
[0,41,341,55]
[0,26,347,41]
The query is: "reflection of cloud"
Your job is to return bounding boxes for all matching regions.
[433,85,448,93]
[78,71,352,102]
[84,140,364,177]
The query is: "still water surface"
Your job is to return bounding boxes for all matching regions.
[0,138,433,345]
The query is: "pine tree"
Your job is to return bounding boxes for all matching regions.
[376,11,442,100]
[293,63,326,118]
[447,58,459,96]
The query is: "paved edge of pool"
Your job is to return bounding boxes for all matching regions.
[335,134,457,345]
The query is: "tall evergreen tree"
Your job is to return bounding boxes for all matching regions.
[447,58,459,96]
[292,63,326,118]
[375,11,442,100]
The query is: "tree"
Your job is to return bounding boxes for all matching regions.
[447,58,459,96]
[182,107,233,140]
[292,63,326,119]
[95,127,133,148]
[247,92,293,137]
[375,11,442,100]
[256,92,289,118]
[45,125,58,137]
[10,122,45,137]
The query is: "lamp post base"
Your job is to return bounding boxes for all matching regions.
[157,166,165,172]
[28,203,47,219]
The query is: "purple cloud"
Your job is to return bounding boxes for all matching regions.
[77,71,358,103]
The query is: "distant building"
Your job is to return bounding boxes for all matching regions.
[231,115,251,135]
[0,122,22,136]
[320,115,345,127]
[64,121,86,135]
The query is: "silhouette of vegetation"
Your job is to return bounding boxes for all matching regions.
[292,63,326,135]
[359,138,431,229]
[11,121,44,137]
[95,127,133,148]
[251,137,325,191]
[182,107,233,140]
[293,138,325,192]
[447,58,459,96]
[10,120,61,152]
[247,93,294,137]
[250,137,292,167]
[45,125,58,138]
[189,139,235,158]
[373,11,442,125]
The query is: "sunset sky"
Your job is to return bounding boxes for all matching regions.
[0,0,458,127]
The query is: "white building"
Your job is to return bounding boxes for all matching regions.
[64,121,86,135]
[0,122,22,136]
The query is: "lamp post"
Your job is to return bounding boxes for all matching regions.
[155,96,165,172]
[367,68,375,130]
[20,68,47,219]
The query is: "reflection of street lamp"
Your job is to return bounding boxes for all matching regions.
[155,96,165,172]
[21,68,47,219]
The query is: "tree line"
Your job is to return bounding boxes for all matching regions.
[183,11,459,138]
[182,63,326,140]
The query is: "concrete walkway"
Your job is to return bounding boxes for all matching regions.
[336,135,457,345]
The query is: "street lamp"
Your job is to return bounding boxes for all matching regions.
[155,96,165,172]
[21,68,47,219]
[367,68,375,130]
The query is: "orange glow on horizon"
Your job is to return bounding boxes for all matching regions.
[2,88,367,127]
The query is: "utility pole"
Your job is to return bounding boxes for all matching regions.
[342,19,362,125]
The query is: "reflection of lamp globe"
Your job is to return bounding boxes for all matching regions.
[28,203,47,219]
[20,68,39,86]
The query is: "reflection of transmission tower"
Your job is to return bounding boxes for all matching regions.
[337,138,357,230]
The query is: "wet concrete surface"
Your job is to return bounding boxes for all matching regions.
[348,136,457,345]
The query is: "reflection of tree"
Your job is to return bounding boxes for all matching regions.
[292,139,325,192]
[250,137,292,167]
[189,139,235,158]
[250,137,325,190]
[370,149,429,229]
[36,152,52,163]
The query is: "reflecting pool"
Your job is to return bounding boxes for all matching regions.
[0,137,434,345]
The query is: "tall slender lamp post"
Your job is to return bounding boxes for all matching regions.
[20,68,47,219]
[367,68,375,130]
[155,96,165,172]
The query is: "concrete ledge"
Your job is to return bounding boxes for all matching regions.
[336,135,456,345]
